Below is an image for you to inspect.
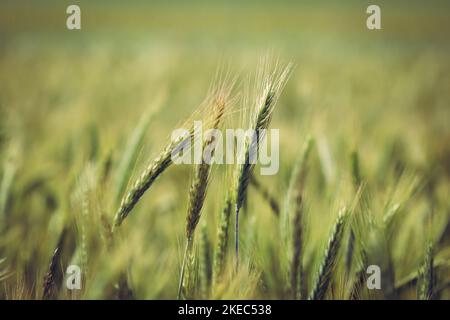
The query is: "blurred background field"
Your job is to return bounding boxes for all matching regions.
[0,0,449,299]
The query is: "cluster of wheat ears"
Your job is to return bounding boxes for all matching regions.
[111,62,296,299]
[30,61,446,300]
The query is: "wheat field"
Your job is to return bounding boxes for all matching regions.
[0,1,449,300]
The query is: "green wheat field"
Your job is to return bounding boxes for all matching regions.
[0,0,449,299]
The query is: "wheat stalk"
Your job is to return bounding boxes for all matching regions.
[288,137,314,299]
[114,128,194,228]
[418,242,434,300]
[199,224,212,298]
[309,208,348,300]
[213,192,233,285]
[290,190,303,299]
[233,62,293,267]
[113,81,235,229]
[178,95,228,299]
[281,136,314,250]
[42,228,67,300]
[345,150,362,274]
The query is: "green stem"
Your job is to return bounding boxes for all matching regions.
[177,237,193,299]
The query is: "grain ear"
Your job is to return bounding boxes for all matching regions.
[178,85,233,299]
[309,208,348,300]
[233,62,293,267]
